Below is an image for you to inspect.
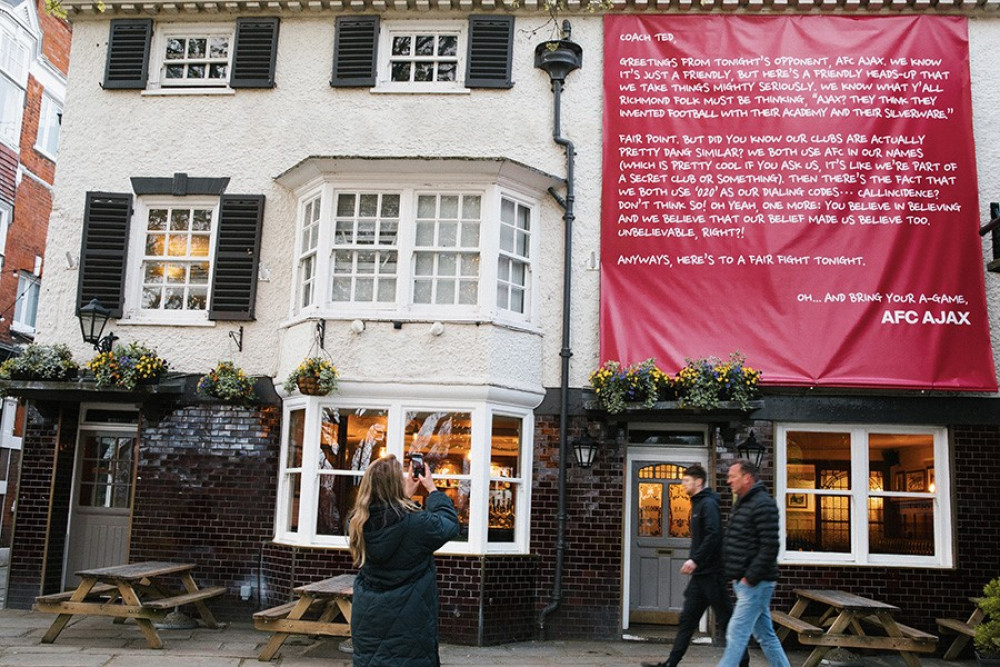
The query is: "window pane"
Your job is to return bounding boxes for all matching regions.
[489,481,515,542]
[286,473,300,533]
[391,62,411,82]
[287,409,304,468]
[392,35,411,56]
[786,495,851,553]
[438,63,456,82]
[337,193,356,217]
[405,410,471,541]
[638,482,663,537]
[870,433,933,492]
[869,497,933,555]
[439,35,458,57]
[315,408,389,537]
[415,221,434,246]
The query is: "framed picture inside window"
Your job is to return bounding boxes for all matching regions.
[786,492,813,512]
[905,469,926,492]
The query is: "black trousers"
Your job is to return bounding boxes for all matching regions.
[663,573,749,667]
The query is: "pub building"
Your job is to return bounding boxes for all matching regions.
[1,0,998,650]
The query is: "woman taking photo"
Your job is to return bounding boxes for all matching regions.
[348,454,459,666]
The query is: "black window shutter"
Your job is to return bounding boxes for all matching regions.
[77,192,133,319]
[466,16,514,89]
[331,16,379,87]
[209,195,264,321]
[230,18,280,89]
[103,19,153,90]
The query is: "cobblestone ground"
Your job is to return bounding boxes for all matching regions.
[0,609,977,667]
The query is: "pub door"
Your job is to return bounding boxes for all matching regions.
[625,431,708,628]
[64,407,139,588]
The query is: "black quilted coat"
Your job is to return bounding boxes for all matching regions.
[722,480,780,585]
[351,490,460,667]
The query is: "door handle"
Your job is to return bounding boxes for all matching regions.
[657,549,673,555]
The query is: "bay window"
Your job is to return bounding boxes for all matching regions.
[276,391,532,554]
[282,159,552,326]
[776,424,951,568]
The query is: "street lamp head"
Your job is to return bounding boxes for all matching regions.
[78,298,117,352]
[736,430,766,469]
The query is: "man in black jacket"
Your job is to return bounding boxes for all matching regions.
[641,463,748,667]
[718,459,790,667]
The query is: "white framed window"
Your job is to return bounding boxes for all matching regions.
[34,93,61,159]
[297,194,322,309]
[377,21,466,93]
[0,26,27,149]
[150,24,233,90]
[125,197,218,324]
[12,271,39,334]
[276,388,532,554]
[497,197,531,315]
[287,169,540,327]
[0,202,11,271]
[776,423,951,568]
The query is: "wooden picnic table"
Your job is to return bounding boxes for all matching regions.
[33,561,226,649]
[772,588,937,667]
[253,573,356,661]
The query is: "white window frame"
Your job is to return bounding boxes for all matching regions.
[11,271,39,335]
[274,387,533,555]
[123,196,219,326]
[34,92,60,159]
[147,24,235,92]
[289,175,540,329]
[0,202,11,271]
[375,21,467,94]
[775,423,952,568]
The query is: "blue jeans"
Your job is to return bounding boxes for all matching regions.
[718,580,790,667]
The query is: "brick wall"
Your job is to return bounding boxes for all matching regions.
[128,403,281,619]
[531,415,625,640]
[6,402,70,607]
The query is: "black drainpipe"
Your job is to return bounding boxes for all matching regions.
[534,21,583,637]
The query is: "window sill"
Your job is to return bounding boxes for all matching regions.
[118,316,217,327]
[141,87,236,96]
[279,312,541,336]
[370,85,471,95]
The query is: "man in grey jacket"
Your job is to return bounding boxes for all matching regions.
[717,458,790,667]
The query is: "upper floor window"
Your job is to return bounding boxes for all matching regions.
[132,200,216,316]
[103,18,279,92]
[12,271,39,335]
[776,424,951,568]
[35,93,61,159]
[158,28,231,87]
[285,163,547,326]
[0,27,27,149]
[76,185,264,324]
[380,22,463,92]
[332,16,514,91]
[0,203,10,270]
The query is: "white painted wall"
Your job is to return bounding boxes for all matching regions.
[36,11,1000,394]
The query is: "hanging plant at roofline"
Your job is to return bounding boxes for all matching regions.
[283,357,339,396]
[198,361,256,404]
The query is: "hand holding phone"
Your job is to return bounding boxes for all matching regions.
[411,454,425,479]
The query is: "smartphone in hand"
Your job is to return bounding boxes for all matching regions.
[411,454,425,479]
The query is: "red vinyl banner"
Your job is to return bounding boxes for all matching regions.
[601,15,996,390]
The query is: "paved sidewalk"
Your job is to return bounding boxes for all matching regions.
[0,608,976,666]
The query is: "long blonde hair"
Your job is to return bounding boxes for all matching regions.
[348,455,419,567]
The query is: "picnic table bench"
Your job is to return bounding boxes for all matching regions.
[33,561,225,649]
[253,573,356,661]
[936,599,984,660]
[774,588,937,667]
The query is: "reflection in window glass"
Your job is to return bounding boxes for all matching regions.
[405,410,471,541]
[78,435,134,509]
[489,415,520,542]
[285,409,304,533]
[638,482,663,538]
[315,408,389,536]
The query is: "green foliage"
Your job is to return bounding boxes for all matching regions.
[198,361,255,403]
[283,357,339,395]
[589,359,666,414]
[0,344,78,381]
[672,352,762,411]
[975,577,1000,657]
[589,352,762,414]
[87,342,168,391]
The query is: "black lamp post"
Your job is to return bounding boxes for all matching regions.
[78,298,118,353]
[737,430,766,468]
[572,433,599,469]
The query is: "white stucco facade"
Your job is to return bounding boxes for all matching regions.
[35,4,1000,397]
